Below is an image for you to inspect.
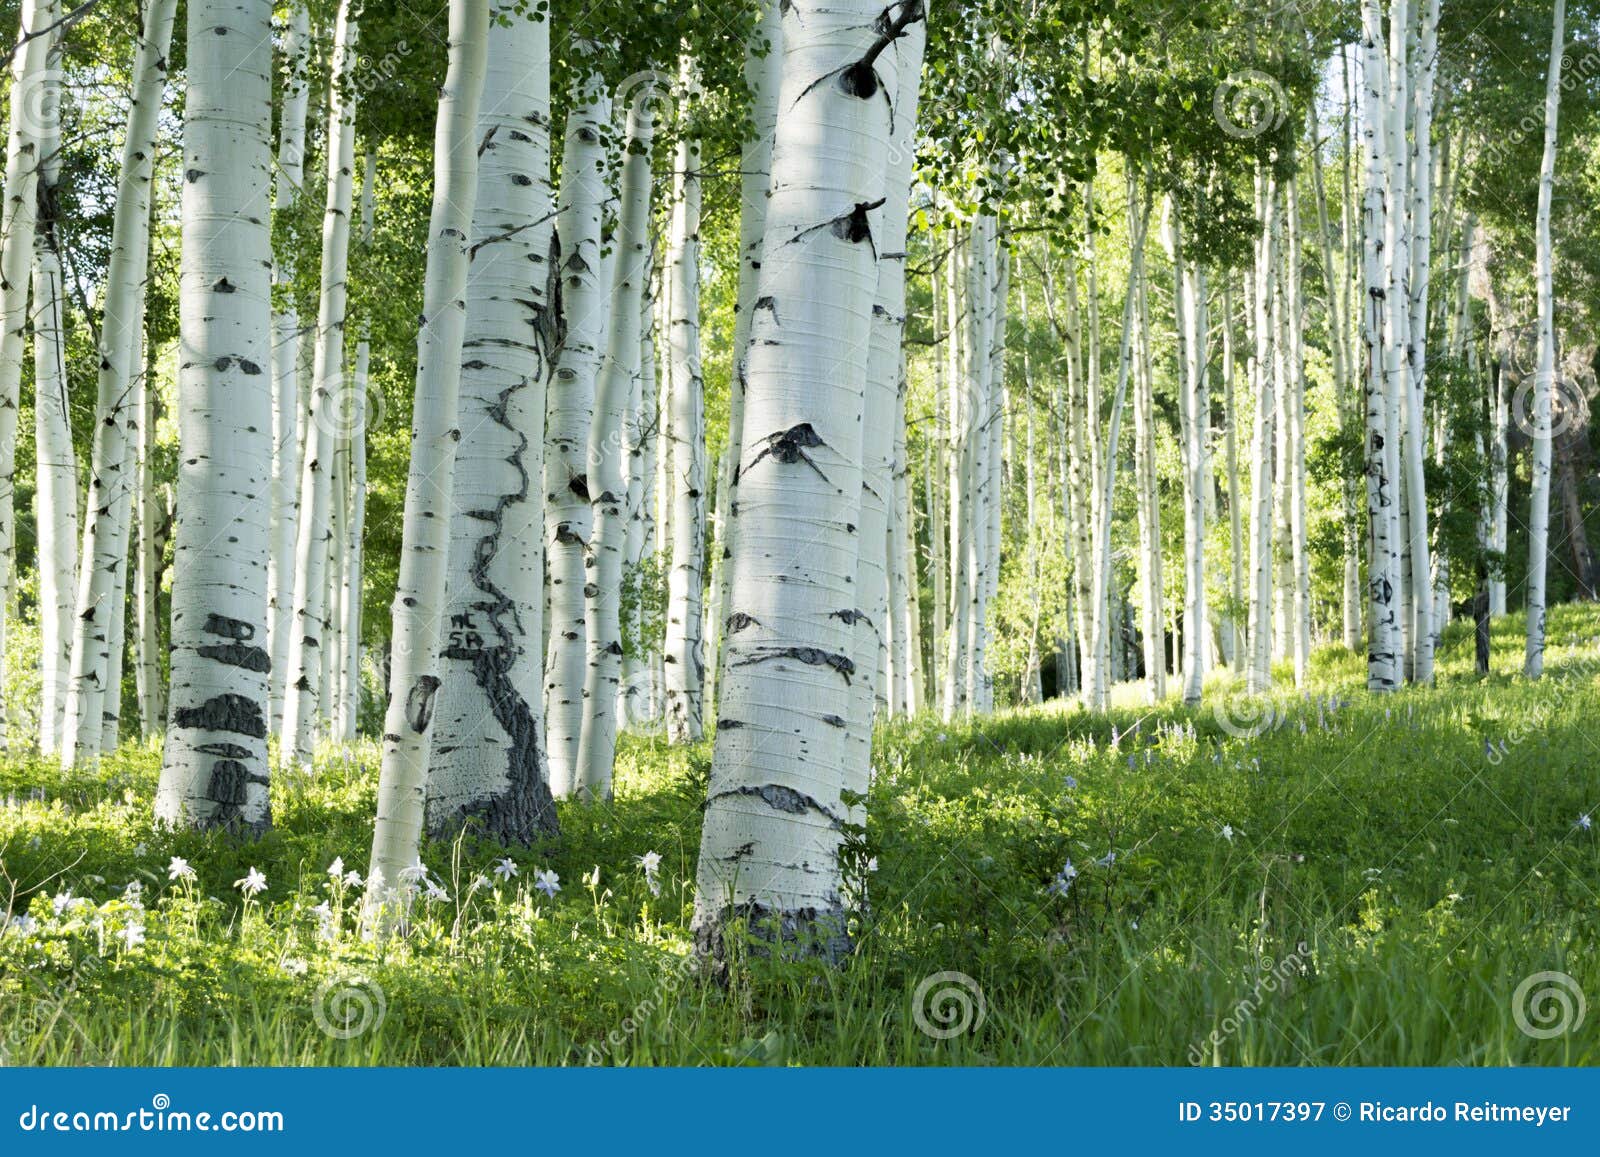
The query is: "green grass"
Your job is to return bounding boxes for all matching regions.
[2,604,1599,1066]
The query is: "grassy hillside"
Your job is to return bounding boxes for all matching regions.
[2,605,1598,1065]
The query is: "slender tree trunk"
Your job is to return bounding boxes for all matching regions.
[543,60,611,791]
[1401,0,1440,684]
[154,0,275,832]
[135,314,164,736]
[1133,225,1163,702]
[31,7,73,754]
[338,150,374,741]
[0,0,56,744]
[1247,169,1279,694]
[280,0,360,767]
[849,13,925,737]
[1526,0,1564,679]
[367,0,491,898]
[1361,0,1400,691]
[1221,277,1245,669]
[577,89,655,801]
[1089,178,1151,709]
[662,63,706,744]
[268,2,312,737]
[691,0,908,963]
[622,259,659,726]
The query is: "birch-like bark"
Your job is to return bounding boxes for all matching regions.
[1401,0,1440,684]
[1286,176,1310,686]
[154,0,275,831]
[427,5,559,838]
[543,60,610,793]
[267,1,312,735]
[1526,0,1564,680]
[848,12,924,739]
[1247,169,1279,694]
[1133,224,1163,701]
[692,0,906,962]
[135,324,164,736]
[1089,178,1150,709]
[280,0,360,767]
[712,0,784,696]
[338,150,374,740]
[577,90,654,801]
[0,0,58,742]
[1169,207,1206,704]
[31,7,73,754]
[1221,278,1244,669]
[1361,0,1400,691]
[367,0,491,898]
[622,262,659,725]
[662,62,706,744]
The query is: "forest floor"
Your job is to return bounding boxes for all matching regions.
[2,607,1598,1066]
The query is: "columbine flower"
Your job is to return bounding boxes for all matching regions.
[342,869,363,889]
[533,869,560,899]
[424,880,451,903]
[235,867,268,897]
[7,914,38,937]
[636,851,662,875]
[470,874,490,893]
[122,881,144,907]
[1220,825,1235,842]
[493,857,518,881]
[281,958,309,977]
[1097,851,1117,869]
[1047,859,1080,896]
[1577,813,1593,832]
[119,923,146,950]
[51,890,73,916]
[133,843,148,857]
[1063,775,1078,791]
[586,866,601,889]
[399,860,429,885]
[167,857,195,882]
[327,857,345,878]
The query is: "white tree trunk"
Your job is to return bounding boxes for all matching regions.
[711,0,784,699]
[1247,170,1279,694]
[577,89,655,801]
[1089,181,1150,708]
[662,65,706,744]
[1221,278,1245,668]
[1402,0,1440,684]
[1526,0,1564,679]
[543,61,610,794]
[691,0,907,962]
[267,1,312,735]
[1361,0,1400,691]
[1133,228,1163,701]
[154,0,275,831]
[367,0,491,897]
[31,7,73,754]
[61,0,175,761]
[135,330,164,737]
[427,4,559,839]
[848,11,924,740]
[280,0,360,768]
[338,150,374,741]
[0,0,58,742]
[621,263,659,725]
